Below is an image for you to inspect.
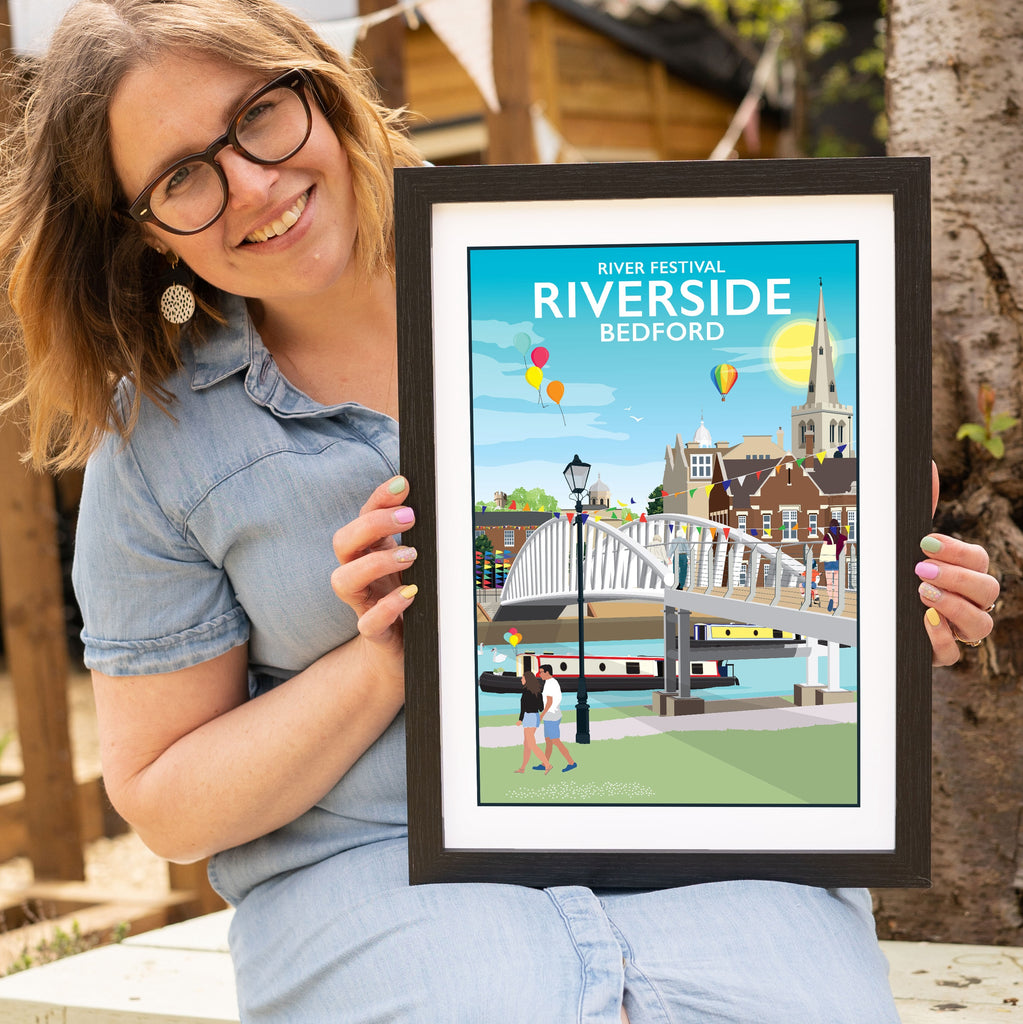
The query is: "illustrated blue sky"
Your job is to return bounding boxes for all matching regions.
[469,241,857,508]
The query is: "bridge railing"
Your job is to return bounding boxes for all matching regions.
[500,511,855,619]
[621,514,856,615]
[501,515,671,606]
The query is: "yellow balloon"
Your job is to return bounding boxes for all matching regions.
[525,366,543,390]
[509,634,520,647]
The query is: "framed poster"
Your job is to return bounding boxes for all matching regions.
[396,158,931,889]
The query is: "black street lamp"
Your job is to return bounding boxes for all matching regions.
[563,454,591,744]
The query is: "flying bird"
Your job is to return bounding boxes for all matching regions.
[629,415,644,422]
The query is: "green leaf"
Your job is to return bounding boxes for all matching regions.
[990,413,1019,433]
[985,436,1006,459]
[956,423,987,442]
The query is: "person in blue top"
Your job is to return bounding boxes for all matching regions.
[0,1,999,1021]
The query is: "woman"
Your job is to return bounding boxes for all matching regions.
[516,671,551,774]
[0,2,998,1021]
[820,518,847,612]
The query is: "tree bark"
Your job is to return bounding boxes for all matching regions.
[880,0,1023,944]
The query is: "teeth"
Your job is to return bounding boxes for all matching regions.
[246,191,309,244]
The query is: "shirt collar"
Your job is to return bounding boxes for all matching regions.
[186,292,393,423]
[189,293,258,390]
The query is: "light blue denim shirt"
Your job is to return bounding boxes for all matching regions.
[73,291,399,687]
[71,295,898,1024]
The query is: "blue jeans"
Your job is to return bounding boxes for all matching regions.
[214,719,899,1024]
[224,837,899,1023]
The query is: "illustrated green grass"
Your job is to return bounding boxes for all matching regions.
[480,722,857,805]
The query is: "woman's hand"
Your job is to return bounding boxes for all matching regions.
[331,475,418,666]
[918,463,1000,665]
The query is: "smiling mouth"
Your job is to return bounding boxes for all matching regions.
[244,189,310,244]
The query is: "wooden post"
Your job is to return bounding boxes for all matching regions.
[357,0,407,110]
[167,861,227,916]
[486,0,536,164]
[0,436,85,881]
[0,6,85,881]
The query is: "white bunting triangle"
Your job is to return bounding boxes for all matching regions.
[530,104,562,164]
[312,20,361,58]
[420,0,500,112]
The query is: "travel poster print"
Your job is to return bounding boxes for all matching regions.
[469,240,860,809]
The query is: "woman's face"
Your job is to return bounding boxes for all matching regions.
[109,49,359,307]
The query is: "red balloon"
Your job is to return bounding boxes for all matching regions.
[531,346,549,369]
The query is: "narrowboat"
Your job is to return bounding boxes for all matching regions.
[478,650,739,694]
[693,624,803,641]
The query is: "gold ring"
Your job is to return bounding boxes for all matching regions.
[950,623,984,647]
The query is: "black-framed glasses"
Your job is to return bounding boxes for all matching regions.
[126,69,314,236]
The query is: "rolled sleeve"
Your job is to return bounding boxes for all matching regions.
[72,433,249,676]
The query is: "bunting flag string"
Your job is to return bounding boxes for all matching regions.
[312,0,499,113]
[476,443,852,538]
[420,0,500,111]
[311,0,420,57]
[659,445,848,502]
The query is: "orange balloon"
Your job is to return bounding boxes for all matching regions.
[525,366,543,390]
[546,380,564,404]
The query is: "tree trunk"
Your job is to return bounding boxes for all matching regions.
[879,0,1023,944]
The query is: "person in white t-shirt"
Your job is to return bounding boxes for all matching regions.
[535,665,577,773]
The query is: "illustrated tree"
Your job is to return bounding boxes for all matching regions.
[873,0,1023,945]
[646,485,664,516]
[507,485,560,512]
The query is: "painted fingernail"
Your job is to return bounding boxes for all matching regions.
[395,546,417,563]
[925,607,941,627]
[400,584,418,600]
[918,582,942,602]
[388,475,407,495]
[920,536,942,554]
[393,507,415,524]
[915,560,940,580]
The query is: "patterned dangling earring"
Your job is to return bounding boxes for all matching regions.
[158,252,196,325]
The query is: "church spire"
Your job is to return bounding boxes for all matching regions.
[805,278,838,406]
[790,277,854,458]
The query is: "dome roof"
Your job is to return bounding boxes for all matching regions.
[693,414,712,447]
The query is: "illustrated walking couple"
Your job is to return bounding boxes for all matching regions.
[516,665,578,774]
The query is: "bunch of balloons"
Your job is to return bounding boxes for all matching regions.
[514,332,566,424]
[502,628,522,648]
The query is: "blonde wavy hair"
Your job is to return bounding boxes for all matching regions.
[0,0,421,471]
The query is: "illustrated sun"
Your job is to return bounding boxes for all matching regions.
[768,319,834,388]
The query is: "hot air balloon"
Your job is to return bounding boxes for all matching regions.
[710,363,738,401]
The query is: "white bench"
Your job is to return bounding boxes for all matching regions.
[0,909,237,1023]
[0,910,1018,1023]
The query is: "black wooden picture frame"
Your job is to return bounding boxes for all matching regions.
[396,158,931,890]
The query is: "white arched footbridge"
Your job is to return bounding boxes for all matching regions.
[500,512,856,648]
